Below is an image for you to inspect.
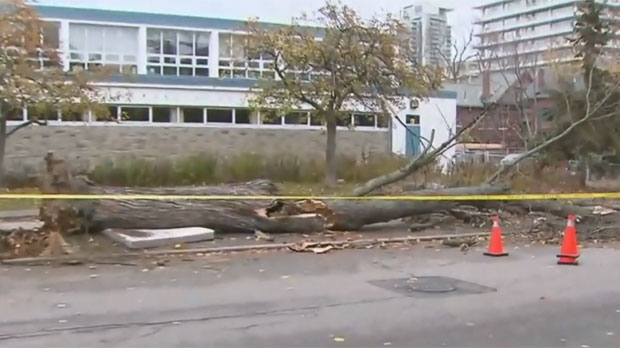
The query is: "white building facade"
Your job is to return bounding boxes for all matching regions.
[7,5,457,169]
[401,2,453,68]
[474,0,579,71]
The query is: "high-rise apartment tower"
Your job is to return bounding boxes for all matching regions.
[401,1,453,67]
[474,0,620,71]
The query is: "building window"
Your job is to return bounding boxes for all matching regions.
[147,29,210,77]
[206,108,233,123]
[336,115,352,127]
[34,21,62,70]
[152,107,171,122]
[57,104,88,121]
[260,110,282,125]
[182,107,204,123]
[309,112,322,126]
[26,105,56,121]
[68,24,138,73]
[234,108,252,124]
[104,106,120,121]
[284,111,309,125]
[353,113,376,127]
[6,109,25,122]
[120,106,149,122]
[377,114,390,128]
[218,33,275,79]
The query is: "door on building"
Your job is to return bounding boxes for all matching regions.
[405,114,421,157]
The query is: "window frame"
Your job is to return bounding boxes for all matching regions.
[67,23,139,74]
[147,28,211,77]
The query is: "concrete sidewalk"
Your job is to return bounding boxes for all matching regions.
[2,244,620,347]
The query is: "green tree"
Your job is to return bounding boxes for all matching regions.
[485,1,620,184]
[540,0,618,161]
[0,0,111,183]
[245,0,441,186]
[569,0,612,88]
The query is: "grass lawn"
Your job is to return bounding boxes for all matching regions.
[0,182,360,211]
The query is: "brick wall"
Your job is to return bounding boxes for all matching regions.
[457,98,556,148]
[4,126,390,172]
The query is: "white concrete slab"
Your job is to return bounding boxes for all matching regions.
[102,227,215,249]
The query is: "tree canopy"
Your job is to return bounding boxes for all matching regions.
[244,0,442,185]
[0,0,111,182]
[541,0,620,161]
[0,0,111,120]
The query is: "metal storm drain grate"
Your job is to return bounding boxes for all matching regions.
[368,276,496,298]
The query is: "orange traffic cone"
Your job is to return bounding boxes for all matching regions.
[484,216,508,257]
[557,214,579,265]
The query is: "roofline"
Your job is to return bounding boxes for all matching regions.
[473,2,576,24]
[473,0,510,10]
[32,5,323,34]
[89,75,460,99]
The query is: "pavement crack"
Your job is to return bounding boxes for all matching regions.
[226,318,294,331]
[0,295,401,342]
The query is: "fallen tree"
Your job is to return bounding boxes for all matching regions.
[34,51,620,241]
[39,153,512,234]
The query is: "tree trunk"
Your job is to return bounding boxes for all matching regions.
[327,185,510,230]
[325,114,338,187]
[52,183,510,234]
[65,176,281,196]
[79,199,329,234]
[0,113,6,186]
[40,153,514,235]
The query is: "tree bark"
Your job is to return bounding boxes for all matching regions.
[0,115,6,186]
[40,153,514,235]
[68,176,280,196]
[81,199,329,234]
[509,200,594,221]
[325,115,338,187]
[327,185,510,230]
[40,155,328,234]
[58,183,510,234]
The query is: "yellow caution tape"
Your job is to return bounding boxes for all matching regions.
[0,192,619,200]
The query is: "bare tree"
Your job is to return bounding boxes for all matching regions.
[486,57,620,184]
[245,1,442,187]
[438,28,479,82]
[489,43,544,150]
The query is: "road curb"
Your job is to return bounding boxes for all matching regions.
[0,231,493,266]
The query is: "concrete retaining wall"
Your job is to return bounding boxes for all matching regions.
[5,125,390,172]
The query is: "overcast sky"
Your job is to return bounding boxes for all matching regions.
[39,0,478,46]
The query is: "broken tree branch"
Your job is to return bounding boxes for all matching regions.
[352,101,492,196]
[6,118,48,138]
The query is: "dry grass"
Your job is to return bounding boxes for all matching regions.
[88,153,407,187]
[0,188,41,211]
[0,154,608,212]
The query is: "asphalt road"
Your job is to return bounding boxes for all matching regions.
[2,244,620,347]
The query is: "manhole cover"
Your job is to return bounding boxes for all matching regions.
[368,276,496,298]
[407,277,456,293]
